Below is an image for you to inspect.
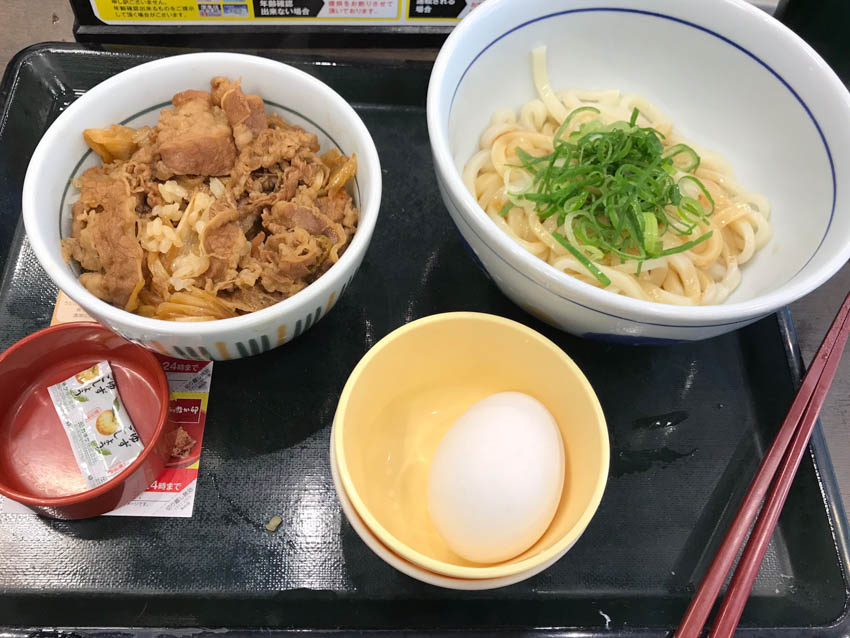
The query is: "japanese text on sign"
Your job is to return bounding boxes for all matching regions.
[90,0,483,23]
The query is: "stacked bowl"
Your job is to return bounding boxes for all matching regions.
[330,312,610,589]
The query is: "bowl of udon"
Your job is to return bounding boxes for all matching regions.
[23,52,381,359]
[427,0,850,342]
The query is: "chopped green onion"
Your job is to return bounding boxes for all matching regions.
[511,106,714,285]
[658,231,714,256]
[678,175,715,215]
[553,231,611,286]
[559,106,601,139]
[642,212,660,256]
[497,201,513,217]
[662,144,701,172]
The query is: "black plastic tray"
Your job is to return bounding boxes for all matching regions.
[0,44,849,636]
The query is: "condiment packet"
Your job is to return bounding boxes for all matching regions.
[47,361,145,489]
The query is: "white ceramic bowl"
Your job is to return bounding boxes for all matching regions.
[23,52,381,360]
[427,0,850,343]
[329,435,562,590]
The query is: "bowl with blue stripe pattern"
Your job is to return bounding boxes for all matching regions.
[427,0,850,342]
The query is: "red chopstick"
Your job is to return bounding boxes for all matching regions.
[675,290,850,638]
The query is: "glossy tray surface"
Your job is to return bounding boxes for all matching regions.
[0,45,847,636]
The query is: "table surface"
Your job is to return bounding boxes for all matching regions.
[2,0,849,557]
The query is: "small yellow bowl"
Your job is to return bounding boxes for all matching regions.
[333,312,609,579]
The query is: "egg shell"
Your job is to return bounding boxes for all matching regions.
[426,391,565,564]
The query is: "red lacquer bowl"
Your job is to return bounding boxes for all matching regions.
[0,322,169,519]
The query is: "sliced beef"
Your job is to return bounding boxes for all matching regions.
[66,167,144,310]
[200,202,246,290]
[172,90,212,107]
[70,76,360,321]
[156,95,237,176]
[264,201,342,243]
[211,77,267,151]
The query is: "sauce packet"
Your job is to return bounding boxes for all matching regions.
[47,361,145,489]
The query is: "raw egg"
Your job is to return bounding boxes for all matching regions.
[426,391,565,564]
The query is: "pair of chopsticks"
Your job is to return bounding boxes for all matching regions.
[676,290,850,638]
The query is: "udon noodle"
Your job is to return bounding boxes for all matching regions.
[462,47,771,305]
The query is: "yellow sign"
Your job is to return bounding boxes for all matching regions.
[89,0,484,24]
